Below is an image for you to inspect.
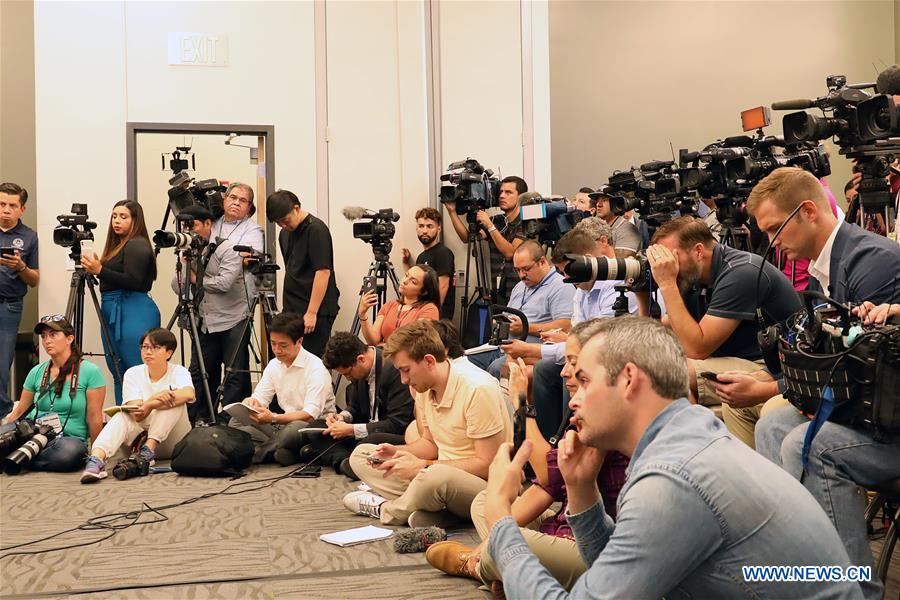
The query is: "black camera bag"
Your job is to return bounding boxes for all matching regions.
[171,424,254,477]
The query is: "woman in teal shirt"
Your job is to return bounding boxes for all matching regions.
[0,315,105,471]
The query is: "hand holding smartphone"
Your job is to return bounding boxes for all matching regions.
[699,371,724,384]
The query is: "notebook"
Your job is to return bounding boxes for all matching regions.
[320,525,393,547]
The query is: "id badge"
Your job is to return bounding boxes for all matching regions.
[36,412,63,435]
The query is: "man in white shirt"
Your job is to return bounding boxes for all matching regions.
[235,312,335,464]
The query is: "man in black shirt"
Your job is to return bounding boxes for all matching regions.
[646,216,801,446]
[401,207,455,319]
[266,190,340,357]
[445,176,528,305]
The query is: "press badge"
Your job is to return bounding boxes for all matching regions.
[36,412,63,435]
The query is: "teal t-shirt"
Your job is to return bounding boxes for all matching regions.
[23,360,106,442]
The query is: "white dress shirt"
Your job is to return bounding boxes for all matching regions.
[808,220,842,297]
[251,347,335,419]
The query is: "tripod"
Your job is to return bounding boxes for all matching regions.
[65,261,123,394]
[459,216,495,341]
[217,272,280,408]
[166,247,217,423]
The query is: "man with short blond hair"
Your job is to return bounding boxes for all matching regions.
[342,320,511,527]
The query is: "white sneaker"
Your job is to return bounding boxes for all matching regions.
[343,490,387,518]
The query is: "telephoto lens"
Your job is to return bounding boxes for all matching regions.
[1,424,57,475]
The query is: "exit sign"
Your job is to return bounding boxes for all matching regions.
[168,32,229,67]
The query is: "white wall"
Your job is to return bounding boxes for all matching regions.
[548,0,896,201]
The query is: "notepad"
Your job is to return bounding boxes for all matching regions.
[464,343,499,355]
[223,402,274,437]
[320,525,393,547]
[103,404,140,417]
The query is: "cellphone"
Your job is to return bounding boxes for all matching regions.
[699,371,724,383]
[361,276,377,295]
[0,247,15,257]
[366,455,385,465]
[80,239,94,256]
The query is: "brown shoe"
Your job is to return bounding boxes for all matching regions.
[425,541,479,580]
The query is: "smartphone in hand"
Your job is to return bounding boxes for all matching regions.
[699,371,724,383]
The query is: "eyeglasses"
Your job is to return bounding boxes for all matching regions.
[514,262,540,275]
[140,344,163,353]
[226,193,250,206]
[40,314,66,323]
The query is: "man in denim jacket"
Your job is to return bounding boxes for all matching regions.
[482,317,862,599]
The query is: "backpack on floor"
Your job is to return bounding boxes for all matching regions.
[171,424,254,477]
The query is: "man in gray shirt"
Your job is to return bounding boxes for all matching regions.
[588,187,643,258]
[170,205,251,422]
[212,182,264,296]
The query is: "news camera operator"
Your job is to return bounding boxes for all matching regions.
[468,240,576,379]
[587,187,643,258]
[214,182,264,272]
[1,316,104,473]
[80,200,159,406]
[401,207,456,319]
[722,168,900,446]
[645,216,801,447]
[445,176,529,305]
[266,190,339,356]
[570,187,596,216]
[169,205,250,422]
[0,183,39,419]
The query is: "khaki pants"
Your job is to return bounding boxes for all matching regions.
[93,404,191,460]
[349,443,486,526]
[470,489,585,590]
[722,394,791,449]
[689,356,761,407]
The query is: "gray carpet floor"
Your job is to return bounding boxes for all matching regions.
[0,464,487,599]
[1,464,896,599]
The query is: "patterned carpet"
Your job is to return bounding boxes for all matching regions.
[0,464,486,599]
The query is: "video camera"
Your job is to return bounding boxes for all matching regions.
[52,204,97,260]
[167,170,227,221]
[152,213,209,252]
[773,74,898,216]
[233,245,280,277]
[603,162,698,227]
[519,198,590,246]
[342,206,400,261]
[439,158,500,217]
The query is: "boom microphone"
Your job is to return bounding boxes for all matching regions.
[341,206,373,220]
[771,98,816,111]
[393,526,447,553]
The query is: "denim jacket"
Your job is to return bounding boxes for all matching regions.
[488,399,861,599]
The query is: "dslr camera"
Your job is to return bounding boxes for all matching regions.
[558,253,652,293]
[53,203,97,260]
[1,420,58,475]
[439,158,500,216]
[153,213,209,252]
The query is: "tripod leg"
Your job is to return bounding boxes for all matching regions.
[217,297,258,408]
[187,309,217,423]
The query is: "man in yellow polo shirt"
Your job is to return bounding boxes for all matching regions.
[344,320,511,527]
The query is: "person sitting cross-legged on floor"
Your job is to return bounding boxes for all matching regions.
[425,319,629,591]
[343,320,512,527]
[82,328,194,483]
[230,312,335,465]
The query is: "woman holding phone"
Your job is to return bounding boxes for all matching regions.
[357,265,440,346]
[80,200,159,405]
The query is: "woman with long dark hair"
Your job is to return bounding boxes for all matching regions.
[80,200,160,404]
[0,315,105,471]
[357,264,440,345]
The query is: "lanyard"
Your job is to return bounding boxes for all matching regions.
[518,272,552,310]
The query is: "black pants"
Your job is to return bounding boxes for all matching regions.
[532,359,567,441]
[189,320,251,422]
[301,315,335,358]
[275,418,404,470]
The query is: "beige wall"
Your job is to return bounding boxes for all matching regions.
[549,0,895,202]
[1,0,38,328]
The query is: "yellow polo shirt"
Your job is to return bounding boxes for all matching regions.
[416,360,512,461]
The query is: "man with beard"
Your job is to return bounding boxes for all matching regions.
[402,207,456,319]
[480,317,861,599]
[644,217,800,442]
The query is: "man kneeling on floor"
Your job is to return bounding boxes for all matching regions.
[343,320,511,527]
[231,312,335,464]
[480,317,861,599]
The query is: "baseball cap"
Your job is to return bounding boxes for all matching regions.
[34,314,75,336]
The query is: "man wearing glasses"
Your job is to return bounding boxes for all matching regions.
[468,240,575,378]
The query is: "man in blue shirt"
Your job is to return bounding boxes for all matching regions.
[468,240,575,379]
[0,183,39,419]
[482,317,861,599]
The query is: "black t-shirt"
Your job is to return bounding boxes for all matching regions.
[415,243,455,319]
[279,214,340,318]
[488,216,528,305]
[98,238,156,292]
[683,244,801,360]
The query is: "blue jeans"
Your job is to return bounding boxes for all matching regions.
[754,405,807,466]
[0,300,23,419]
[467,349,503,374]
[778,417,899,599]
[101,290,161,405]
